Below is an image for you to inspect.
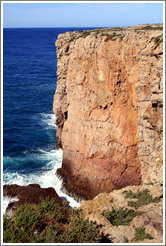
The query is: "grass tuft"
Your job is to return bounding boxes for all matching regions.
[124,189,161,209]
[103,207,142,226]
[133,227,154,242]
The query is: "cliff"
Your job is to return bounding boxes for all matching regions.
[53,24,163,200]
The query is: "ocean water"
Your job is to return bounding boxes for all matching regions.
[3,27,95,212]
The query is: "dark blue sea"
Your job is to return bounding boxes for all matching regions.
[3,27,95,211]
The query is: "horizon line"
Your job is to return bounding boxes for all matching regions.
[3,22,163,29]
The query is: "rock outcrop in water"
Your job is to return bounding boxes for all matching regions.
[53,24,163,200]
[4,184,62,212]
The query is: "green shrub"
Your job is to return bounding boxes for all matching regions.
[3,198,103,243]
[124,189,161,209]
[124,190,137,199]
[3,215,16,242]
[14,204,43,234]
[133,227,154,242]
[38,197,66,221]
[103,207,142,226]
[58,213,100,243]
[32,224,61,243]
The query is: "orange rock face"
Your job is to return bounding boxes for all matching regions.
[53,25,163,200]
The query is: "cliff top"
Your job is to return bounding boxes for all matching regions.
[56,24,163,45]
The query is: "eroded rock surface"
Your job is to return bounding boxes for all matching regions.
[79,185,163,243]
[53,24,163,199]
[3,184,62,213]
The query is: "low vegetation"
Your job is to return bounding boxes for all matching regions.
[124,227,154,242]
[3,198,103,243]
[124,189,161,209]
[104,33,124,42]
[102,189,161,242]
[67,27,126,43]
[132,227,154,242]
[136,25,163,31]
[143,115,150,120]
[103,207,142,226]
[144,182,154,185]
[68,25,162,45]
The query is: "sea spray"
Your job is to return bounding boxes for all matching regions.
[3,149,80,214]
[3,28,89,215]
[40,113,57,129]
[3,114,80,214]
[3,196,19,215]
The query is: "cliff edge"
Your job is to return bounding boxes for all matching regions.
[53,24,163,200]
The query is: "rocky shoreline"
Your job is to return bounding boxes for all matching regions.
[3,24,163,243]
[3,184,62,213]
[3,182,163,243]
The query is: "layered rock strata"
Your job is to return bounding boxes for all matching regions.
[53,24,163,200]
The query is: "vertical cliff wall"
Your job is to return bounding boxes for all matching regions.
[53,24,163,200]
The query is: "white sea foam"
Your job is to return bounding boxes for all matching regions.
[3,196,19,215]
[3,112,81,214]
[39,113,57,128]
[3,149,80,213]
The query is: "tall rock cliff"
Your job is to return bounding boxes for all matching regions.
[53,24,163,200]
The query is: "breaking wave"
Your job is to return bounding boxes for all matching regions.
[3,113,80,214]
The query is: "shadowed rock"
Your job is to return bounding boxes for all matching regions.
[3,183,62,212]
